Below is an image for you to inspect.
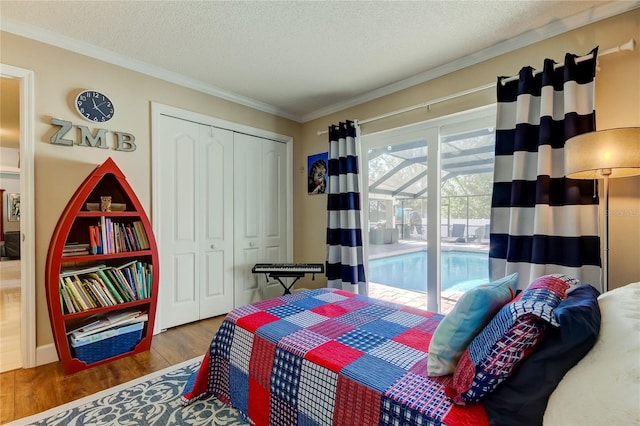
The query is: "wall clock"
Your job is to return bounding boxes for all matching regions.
[75,90,115,122]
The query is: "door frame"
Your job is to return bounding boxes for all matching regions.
[0,63,36,368]
[150,102,293,333]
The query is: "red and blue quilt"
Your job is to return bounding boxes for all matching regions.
[182,288,488,425]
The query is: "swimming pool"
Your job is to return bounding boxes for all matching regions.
[368,250,489,292]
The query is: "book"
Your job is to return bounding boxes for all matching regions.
[131,263,142,299]
[100,216,108,254]
[80,279,102,308]
[89,277,117,306]
[116,260,139,298]
[64,277,89,311]
[105,268,133,302]
[60,264,107,278]
[112,267,137,301]
[63,281,82,313]
[62,243,90,256]
[146,264,153,298]
[120,223,132,252]
[70,321,144,346]
[59,278,76,314]
[133,221,150,250]
[62,250,89,257]
[89,225,101,254]
[125,225,138,251]
[105,218,113,254]
[73,275,97,309]
[135,262,146,299]
[96,269,125,304]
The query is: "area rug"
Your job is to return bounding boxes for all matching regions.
[7,357,248,426]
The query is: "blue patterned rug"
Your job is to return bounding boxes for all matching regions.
[7,357,248,426]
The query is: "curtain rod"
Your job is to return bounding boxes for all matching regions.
[500,38,636,84]
[317,38,635,136]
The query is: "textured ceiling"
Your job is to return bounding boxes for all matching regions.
[1,1,638,123]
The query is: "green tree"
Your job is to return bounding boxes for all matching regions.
[441,172,492,219]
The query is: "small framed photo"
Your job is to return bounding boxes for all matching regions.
[307,152,328,195]
[8,193,20,222]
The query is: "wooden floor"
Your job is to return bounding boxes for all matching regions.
[0,315,225,425]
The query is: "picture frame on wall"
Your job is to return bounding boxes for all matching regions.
[8,193,20,222]
[307,152,328,195]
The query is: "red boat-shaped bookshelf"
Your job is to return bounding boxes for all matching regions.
[45,158,159,374]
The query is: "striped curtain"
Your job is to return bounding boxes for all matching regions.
[489,48,602,291]
[326,120,367,294]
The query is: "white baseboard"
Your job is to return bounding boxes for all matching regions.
[36,343,59,366]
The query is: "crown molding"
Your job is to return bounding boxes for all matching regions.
[0,18,302,123]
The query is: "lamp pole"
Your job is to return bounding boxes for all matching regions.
[602,168,611,293]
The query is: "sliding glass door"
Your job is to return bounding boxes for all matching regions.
[438,124,495,312]
[362,106,495,313]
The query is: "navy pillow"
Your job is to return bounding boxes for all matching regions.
[483,284,601,426]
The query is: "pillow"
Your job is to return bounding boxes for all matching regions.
[445,274,576,405]
[427,273,518,376]
[544,282,640,426]
[483,284,601,426]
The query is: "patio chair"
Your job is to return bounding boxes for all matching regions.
[443,224,466,243]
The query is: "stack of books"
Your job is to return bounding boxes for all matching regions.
[67,309,148,344]
[62,243,90,257]
[90,219,150,255]
[59,261,153,313]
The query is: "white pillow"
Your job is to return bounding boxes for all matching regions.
[543,282,640,425]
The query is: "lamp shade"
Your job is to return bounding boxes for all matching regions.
[565,127,640,179]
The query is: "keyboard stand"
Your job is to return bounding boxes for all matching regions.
[261,271,308,295]
[252,264,323,295]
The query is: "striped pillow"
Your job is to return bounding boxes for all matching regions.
[445,274,576,405]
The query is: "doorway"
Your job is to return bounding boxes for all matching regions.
[0,65,36,370]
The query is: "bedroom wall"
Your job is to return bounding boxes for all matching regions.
[296,9,640,291]
[0,31,302,349]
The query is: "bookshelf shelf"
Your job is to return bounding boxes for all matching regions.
[61,299,152,320]
[59,250,154,263]
[76,211,141,218]
[45,157,159,374]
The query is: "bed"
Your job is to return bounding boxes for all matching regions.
[181,278,640,426]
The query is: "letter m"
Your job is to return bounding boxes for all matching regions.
[77,126,108,149]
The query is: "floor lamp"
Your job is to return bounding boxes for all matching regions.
[564,127,640,293]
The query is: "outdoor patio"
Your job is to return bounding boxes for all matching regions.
[368,282,465,314]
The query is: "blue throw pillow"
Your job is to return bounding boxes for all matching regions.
[483,284,601,426]
[427,273,518,376]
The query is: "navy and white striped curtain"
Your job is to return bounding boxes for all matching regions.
[490,48,602,291]
[326,120,367,294]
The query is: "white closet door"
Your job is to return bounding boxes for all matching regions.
[233,133,264,306]
[233,134,288,306]
[261,139,289,299]
[157,115,234,329]
[158,116,200,328]
[198,125,234,318]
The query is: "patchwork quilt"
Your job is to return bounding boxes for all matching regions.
[182,288,488,425]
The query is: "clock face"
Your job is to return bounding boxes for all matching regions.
[75,90,115,122]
